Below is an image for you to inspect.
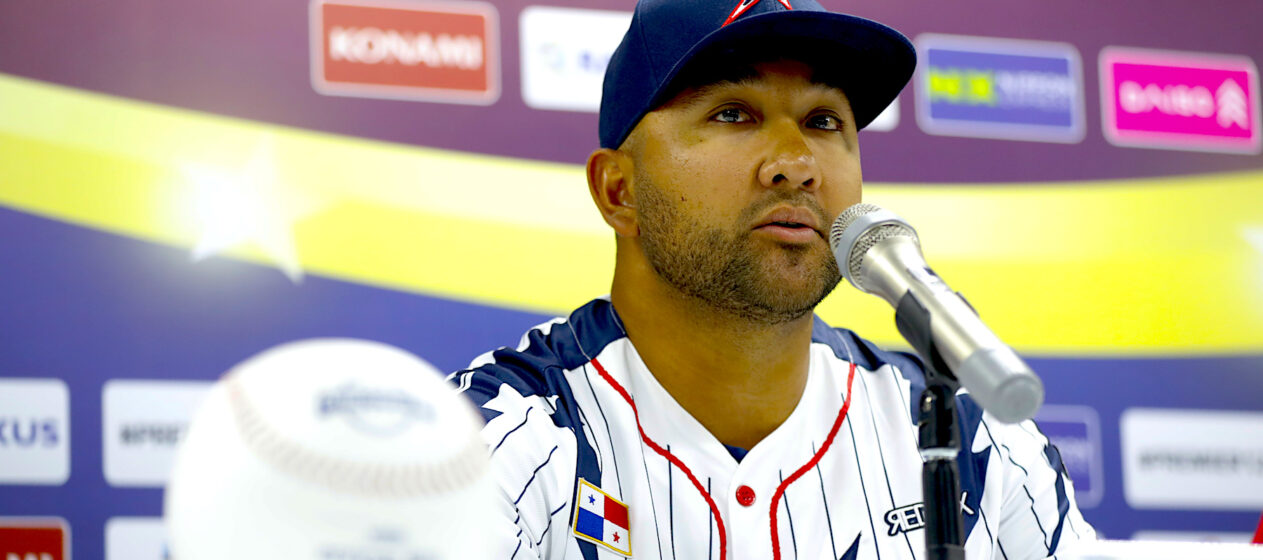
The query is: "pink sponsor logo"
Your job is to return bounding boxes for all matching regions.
[1101,47,1260,154]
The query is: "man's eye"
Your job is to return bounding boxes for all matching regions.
[807,114,842,131]
[712,107,751,123]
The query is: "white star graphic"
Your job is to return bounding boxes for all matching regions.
[182,136,319,283]
[1245,227,1263,254]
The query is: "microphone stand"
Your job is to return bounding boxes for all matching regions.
[895,291,966,560]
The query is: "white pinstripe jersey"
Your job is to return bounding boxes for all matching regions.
[452,298,1095,560]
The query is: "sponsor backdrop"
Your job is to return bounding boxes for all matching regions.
[1,0,1261,557]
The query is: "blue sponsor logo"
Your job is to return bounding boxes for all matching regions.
[1035,405,1104,508]
[916,34,1085,142]
[538,42,611,76]
[0,418,60,448]
[317,383,435,437]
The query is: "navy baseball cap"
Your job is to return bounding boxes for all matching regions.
[598,0,916,149]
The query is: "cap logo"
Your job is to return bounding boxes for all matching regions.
[722,0,793,26]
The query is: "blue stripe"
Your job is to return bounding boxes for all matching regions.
[995,442,1029,477]
[812,442,839,559]
[839,533,862,560]
[978,505,1000,557]
[582,363,623,495]
[997,536,1011,560]
[779,470,799,559]
[535,501,570,546]
[707,477,714,560]
[515,445,560,505]
[860,385,917,559]
[1021,483,1052,552]
[669,445,677,560]
[845,422,881,560]
[640,439,667,559]
[981,419,1051,555]
[493,407,534,453]
[956,394,989,540]
[560,368,602,560]
[976,419,1015,560]
[1043,443,1071,552]
[576,405,604,471]
[995,437,1052,553]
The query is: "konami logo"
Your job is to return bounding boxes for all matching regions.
[310,0,499,104]
[1101,47,1260,154]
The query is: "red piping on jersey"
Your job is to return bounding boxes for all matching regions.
[591,357,729,560]
[769,362,857,560]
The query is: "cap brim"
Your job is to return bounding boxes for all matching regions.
[650,10,916,130]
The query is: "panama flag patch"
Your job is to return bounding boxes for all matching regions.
[572,478,632,556]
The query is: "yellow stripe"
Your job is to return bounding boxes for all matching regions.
[2,72,1261,354]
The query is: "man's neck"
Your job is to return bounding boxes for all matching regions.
[610,263,816,450]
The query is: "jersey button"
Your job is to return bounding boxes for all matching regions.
[735,485,756,507]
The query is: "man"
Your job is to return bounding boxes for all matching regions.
[451,0,1094,557]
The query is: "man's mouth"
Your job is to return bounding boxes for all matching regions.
[754,208,824,244]
[766,221,811,229]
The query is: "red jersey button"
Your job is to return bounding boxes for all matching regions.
[735,485,756,507]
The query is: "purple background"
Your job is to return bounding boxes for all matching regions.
[1,0,1261,182]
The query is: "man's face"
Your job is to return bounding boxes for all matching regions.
[628,59,861,324]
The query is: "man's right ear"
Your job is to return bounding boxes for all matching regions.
[586,148,639,237]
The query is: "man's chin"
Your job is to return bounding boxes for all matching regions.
[761,254,840,288]
[744,275,839,320]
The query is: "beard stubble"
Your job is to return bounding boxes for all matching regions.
[635,175,843,325]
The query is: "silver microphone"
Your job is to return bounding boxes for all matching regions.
[828,203,1043,424]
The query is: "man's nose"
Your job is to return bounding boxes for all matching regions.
[757,120,821,191]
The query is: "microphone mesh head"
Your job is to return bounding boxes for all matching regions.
[829,203,918,286]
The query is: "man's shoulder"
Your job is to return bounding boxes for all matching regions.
[450,300,617,533]
[810,315,928,382]
[809,316,992,428]
[449,298,625,422]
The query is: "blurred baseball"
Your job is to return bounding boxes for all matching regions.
[165,338,493,560]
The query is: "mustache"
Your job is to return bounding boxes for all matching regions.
[741,192,831,228]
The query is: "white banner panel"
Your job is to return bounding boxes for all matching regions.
[0,379,69,485]
[106,517,168,560]
[1121,407,1263,510]
[103,380,214,487]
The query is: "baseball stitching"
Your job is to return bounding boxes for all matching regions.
[224,372,489,498]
